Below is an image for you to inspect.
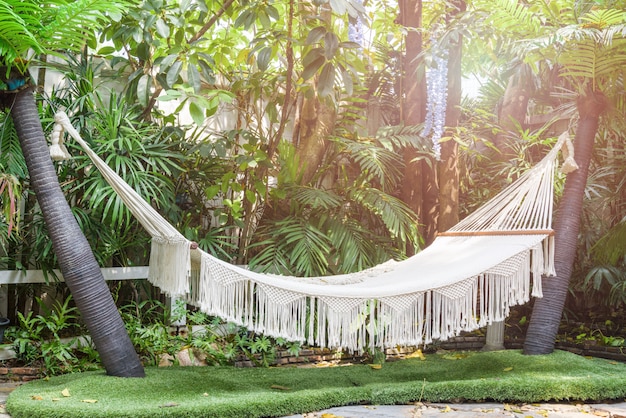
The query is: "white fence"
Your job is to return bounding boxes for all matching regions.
[0,267,150,319]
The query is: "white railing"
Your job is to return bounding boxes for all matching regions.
[0,266,149,285]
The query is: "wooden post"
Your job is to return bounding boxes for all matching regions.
[483,321,505,351]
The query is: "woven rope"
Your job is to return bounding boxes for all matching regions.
[51,111,573,352]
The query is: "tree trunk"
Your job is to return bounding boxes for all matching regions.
[494,69,531,162]
[8,88,144,377]
[523,91,607,355]
[398,0,434,249]
[438,0,465,232]
[296,93,336,185]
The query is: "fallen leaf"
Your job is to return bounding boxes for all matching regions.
[31,395,43,401]
[82,399,98,404]
[315,361,334,368]
[406,349,426,360]
[270,385,291,391]
[61,388,71,397]
[503,367,513,372]
[321,414,341,418]
[369,364,382,370]
[442,405,452,412]
[442,353,468,360]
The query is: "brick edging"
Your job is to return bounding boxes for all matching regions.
[0,366,42,382]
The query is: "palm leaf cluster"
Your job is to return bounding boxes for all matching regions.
[0,0,128,72]
[249,124,430,277]
[557,8,626,91]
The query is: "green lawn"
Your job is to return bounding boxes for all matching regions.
[7,350,626,418]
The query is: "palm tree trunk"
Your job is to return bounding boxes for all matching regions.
[523,91,607,355]
[9,87,144,377]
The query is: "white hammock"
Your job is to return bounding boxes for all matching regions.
[50,112,576,353]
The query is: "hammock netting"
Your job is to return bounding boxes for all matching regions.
[50,112,575,353]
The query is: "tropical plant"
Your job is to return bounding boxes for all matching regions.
[6,295,100,375]
[0,0,144,377]
[249,121,428,276]
[463,0,626,355]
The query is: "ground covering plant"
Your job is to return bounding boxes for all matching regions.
[1,295,302,375]
[7,350,626,418]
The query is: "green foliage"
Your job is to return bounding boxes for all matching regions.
[249,122,423,276]
[120,297,300,368]
[4,296,98,376]
[70,93,182,228]
[0,1,42,70]
[0,0,129,72]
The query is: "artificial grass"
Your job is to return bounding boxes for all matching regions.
[7,349,626,418]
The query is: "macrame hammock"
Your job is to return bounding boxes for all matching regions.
[49,111,578,353]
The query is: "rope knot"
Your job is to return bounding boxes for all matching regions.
[49,112,72,161]
[557,131,578,174]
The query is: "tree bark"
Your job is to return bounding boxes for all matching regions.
[523,91,607,355]
[8,88,144,377]
[398,0,433,249]
[438,0,465,232]
[494,68,531,162]
[296,93,336,185]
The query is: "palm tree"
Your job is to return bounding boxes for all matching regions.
[0,1,144,377]
[522,6,626,354]
[463,1,626,354]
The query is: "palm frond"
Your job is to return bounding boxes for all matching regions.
[349,187,419,245]
[0,113,28,178]
[0,0,42,67]
[375,124,434,155]
[337,138,404,191]
[558,38,626,82]
[288,185,343,210]
[324,217,379,273]
[277,217,330,277]
[38,0,129,53]
[251,217,331,277]
[248,237,293,275]
[591,221,626,266]
[580,8,625,30]
[474,0,542,36]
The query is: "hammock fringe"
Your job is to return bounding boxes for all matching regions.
[182,242,550,353]
[51,111,568,353]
